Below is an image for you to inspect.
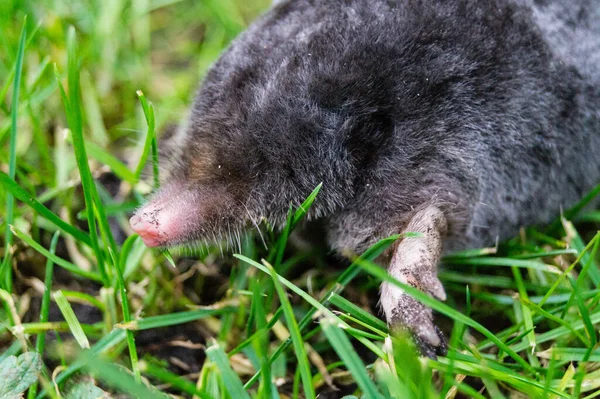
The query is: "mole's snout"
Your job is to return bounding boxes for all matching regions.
[130,187,200,248]
[129,212,164,247]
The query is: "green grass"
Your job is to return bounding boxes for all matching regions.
[1,1,600,398]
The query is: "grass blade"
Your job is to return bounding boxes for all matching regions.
[79,352,167,399]
[2,15,27,291]
[239,234,401,389]
[547,183,600,232]
[108,247,140,381]
[53,290,90,349]
[27,231,59,399]
[266,261,316,399]
[328,292,388,334]
[120,305,237,330]
[0,172,92,247]
[35,305,236,398]
[135,90,159,187]
[205,341,252,399]
[562,218,600,285]
[140,361,213,399]
[511,267,537,358]
[321,317,383,399]
[84,140,137,183]
[54,67,109,285]
[442,256,561,274]
[292,182,322,227]
[11,226,102,282]
[55,26,121,284]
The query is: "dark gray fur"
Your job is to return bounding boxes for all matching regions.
[163,0,600,253]
[150,0,600,353]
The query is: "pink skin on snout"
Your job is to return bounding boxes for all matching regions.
[129,211,168,247]
[129,187,197,247]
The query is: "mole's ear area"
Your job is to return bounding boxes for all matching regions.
[380,205,448,358]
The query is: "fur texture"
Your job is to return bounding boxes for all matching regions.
[148,0,600,255]
[130,0,600,352]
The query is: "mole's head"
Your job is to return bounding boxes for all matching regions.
[128,2,396,249]
[129,86,352,249]
[127,107,252,247]
[129,37,354,249]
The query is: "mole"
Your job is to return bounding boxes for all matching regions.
[129,0,600,357]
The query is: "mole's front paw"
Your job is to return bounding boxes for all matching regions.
[380,205,448,358]
[381,280,447,358]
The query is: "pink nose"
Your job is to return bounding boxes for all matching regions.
[129,213,163,247]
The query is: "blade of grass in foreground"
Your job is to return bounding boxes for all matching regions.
[79,352,167,399]
[430,357,568,398]
[11,226,102,282]
[54,72,109,285]
[518,297,589,346]
[140,361,213,399]
[321,317,384,399]
[240,256,385,357]
[538,231,600,308]
[268,183,322,268]
[27,232,59,399]
[248,277,275,399]
[119,305,238,330]
[267,261,316,399]
[238,234,403,389]
[480,309,600,353]
[328,292,388,335]
[135,90,159,188]
[547,182,600,232]
[206,341,252,399]
[238,255,387,393]
[0,172,92,247]
[2,15,27,292]
[55,26,121,284]
[442,256,561,274]
[53,290,90,349]
[84,140,136,183]
[562,218,600,285]
[108,248,140,382]
[537,348,600,362]
[511,267,537,359]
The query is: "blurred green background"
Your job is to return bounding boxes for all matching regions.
[0,0,270,171]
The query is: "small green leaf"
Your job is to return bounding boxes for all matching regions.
[162,250,176,268]
[0,352,42,399]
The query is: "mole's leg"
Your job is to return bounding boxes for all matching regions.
[380,205,448,358]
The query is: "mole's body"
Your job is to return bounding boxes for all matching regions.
[130,0,600,355]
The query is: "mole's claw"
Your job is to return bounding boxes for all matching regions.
[427,275,447,301]
[383,284,443,352]
[415,325,447,359]
[416,320,441,348]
